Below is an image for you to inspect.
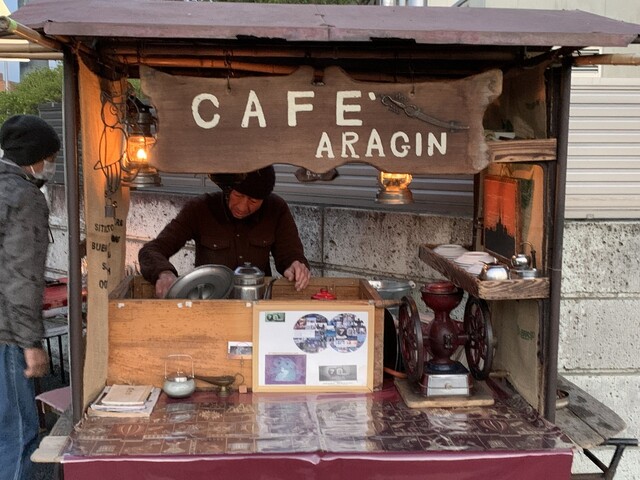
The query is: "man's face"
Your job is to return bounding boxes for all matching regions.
[28,154,57,174]
[228,189,263,219]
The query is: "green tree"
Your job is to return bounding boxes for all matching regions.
[0,63,63,125]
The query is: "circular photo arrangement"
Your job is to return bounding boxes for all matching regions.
[326,313,367,353]
[292,313,328,354]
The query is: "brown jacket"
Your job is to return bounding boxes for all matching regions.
[139,192,308,284]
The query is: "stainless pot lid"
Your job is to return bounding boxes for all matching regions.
[165,264,234,299]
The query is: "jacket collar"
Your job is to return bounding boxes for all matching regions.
[0,157,47,187]
[0,157,28,177]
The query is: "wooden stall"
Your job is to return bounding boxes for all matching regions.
[3,1,640,479]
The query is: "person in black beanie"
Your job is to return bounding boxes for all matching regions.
[0,114,61,169]
[0,114,60,480]
[139,165,311,298]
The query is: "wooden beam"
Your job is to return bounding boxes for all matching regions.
[488,139,557,163]
[0,16,62,52]
[574,53,640,66]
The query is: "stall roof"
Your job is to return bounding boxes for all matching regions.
[10,0,640,49]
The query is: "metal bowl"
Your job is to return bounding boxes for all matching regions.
[369,279,415,300]
[369,279,416,319]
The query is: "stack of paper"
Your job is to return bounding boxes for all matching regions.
[88,384,161,417]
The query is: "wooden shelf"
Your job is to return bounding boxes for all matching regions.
[419,245,549,300]
[487,138,557,164]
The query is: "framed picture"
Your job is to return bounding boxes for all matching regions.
[483,175,520,260]
[482,164,547,269]
[252,301,375,392]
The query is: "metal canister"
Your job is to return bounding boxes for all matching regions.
[232,262,265,300]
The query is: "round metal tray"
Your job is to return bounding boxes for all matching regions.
[165,264,233,300]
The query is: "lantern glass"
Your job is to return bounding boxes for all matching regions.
[126,134,156,168]
[123,133,161,188]
[379,172,412,191]
[376,171,414,204]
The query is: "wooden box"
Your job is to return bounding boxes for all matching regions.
[107,276,385,390]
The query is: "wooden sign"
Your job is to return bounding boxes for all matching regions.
[141,66,502,175]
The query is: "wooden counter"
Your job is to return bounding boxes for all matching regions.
[57,381,574,480]
[107,276,386,390]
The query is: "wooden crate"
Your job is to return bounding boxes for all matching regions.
[107,276,385,390]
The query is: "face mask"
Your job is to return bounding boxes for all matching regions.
[30,160,56,183]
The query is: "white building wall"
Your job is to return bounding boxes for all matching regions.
[566,78,640,219]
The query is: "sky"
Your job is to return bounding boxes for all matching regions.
[2,0,23,83]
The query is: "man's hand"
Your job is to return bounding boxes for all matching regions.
[156,270,178,298]
[24,347,49,378]
[283,260,311,291]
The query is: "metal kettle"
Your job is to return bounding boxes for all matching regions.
[511,241,537,270]
[232,262,265,300]
[163,354,196,399]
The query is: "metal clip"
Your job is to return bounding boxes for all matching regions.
[379,94,469,132]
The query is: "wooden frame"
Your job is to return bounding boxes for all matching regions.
[252,301,375,393]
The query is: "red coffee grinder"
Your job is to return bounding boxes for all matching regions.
[398,281,494,397]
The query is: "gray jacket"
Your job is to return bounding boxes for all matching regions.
[0,158,49,348]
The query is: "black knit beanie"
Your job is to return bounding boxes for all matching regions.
[0,114,61,166]
[234,166,276,199]
[210,166,276,200]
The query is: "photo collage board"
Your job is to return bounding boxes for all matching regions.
[253,302,375,392]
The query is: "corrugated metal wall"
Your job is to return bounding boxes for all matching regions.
[274,165,472,215]
[38,102,66,184]
[566,78,640,219]
[157,165,473,216]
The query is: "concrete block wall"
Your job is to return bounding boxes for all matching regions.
[45,185,639,478]
[560,221,640,479]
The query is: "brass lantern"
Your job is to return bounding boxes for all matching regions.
[376,171,414,205]
[122,96,161,188]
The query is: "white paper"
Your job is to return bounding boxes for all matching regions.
[257,309,370,388]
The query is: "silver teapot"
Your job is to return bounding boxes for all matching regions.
[232,262,265,300]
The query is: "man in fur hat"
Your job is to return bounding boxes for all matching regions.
[139,166,311,298]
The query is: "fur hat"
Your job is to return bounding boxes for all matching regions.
[210,166,276,200]
[0,114,61,166]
